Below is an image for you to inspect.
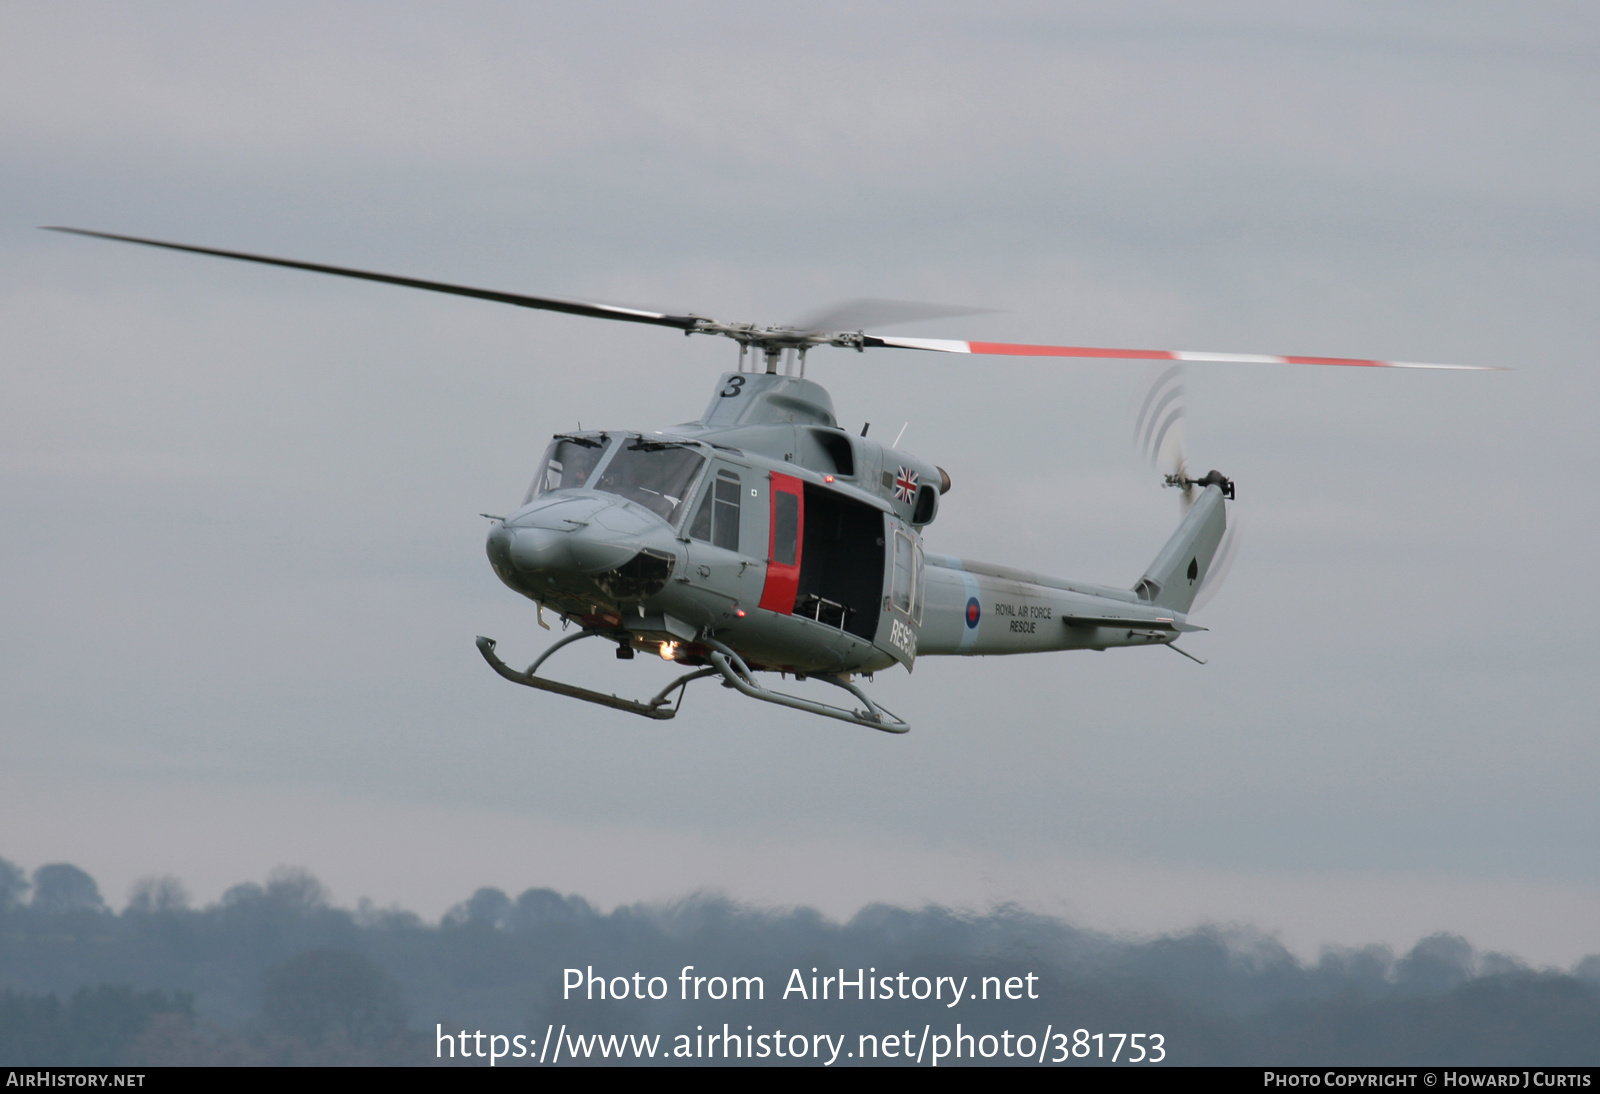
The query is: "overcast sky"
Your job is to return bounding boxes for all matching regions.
[2,1,1597,967]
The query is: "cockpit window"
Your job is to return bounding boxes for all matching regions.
[689,469,742,551]
[594,443,706,523]
[525,437,607,504]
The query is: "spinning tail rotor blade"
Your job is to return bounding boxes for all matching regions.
[1190,515,1240,613]
[42,227,703,330]
[1133,362,1190,505]
[864,335,1501,371]
[1130,362,1240,609]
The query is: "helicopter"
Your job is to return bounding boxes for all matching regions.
[45,227,1497,734]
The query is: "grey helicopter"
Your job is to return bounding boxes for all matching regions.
[46,227,1496,733]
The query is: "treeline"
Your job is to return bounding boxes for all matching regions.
[2,855,1598,1065]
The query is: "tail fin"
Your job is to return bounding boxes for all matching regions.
[1133,482,1229,613]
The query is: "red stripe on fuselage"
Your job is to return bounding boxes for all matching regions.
[758,473,804,615]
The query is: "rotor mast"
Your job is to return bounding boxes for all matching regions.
[699,319,870,378]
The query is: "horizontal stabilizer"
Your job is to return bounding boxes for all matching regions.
[1061,614,1207,633]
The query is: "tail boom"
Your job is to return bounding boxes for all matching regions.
[917,556,1201,657]
[915,484,1228,658]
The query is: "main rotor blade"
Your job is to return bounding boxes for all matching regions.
[42,227,702,330]
[863,335,1502,370]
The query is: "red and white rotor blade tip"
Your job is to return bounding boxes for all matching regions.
[866,336,1501,371]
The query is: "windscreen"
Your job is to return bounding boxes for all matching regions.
[525,438,608,504]
[594,444,705,523]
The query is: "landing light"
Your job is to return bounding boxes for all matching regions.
[660,642,678,660]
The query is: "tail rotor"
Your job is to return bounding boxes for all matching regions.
[1134,363,1192,506]
[1130,363,1240,610]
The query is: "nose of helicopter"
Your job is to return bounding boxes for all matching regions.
[485,495,650,578]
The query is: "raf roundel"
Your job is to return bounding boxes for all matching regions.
[965,597,981,629]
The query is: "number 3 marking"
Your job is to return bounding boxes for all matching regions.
[720,376,746,398]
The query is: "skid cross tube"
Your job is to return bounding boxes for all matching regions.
[699,637,910,734]
[476,633,700,720]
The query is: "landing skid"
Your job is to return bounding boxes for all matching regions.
[475,632,909,734]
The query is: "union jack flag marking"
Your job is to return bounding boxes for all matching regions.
[893,466,918,502]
